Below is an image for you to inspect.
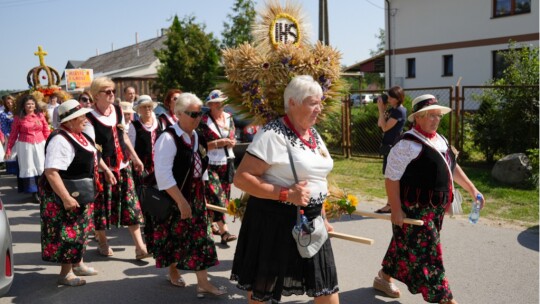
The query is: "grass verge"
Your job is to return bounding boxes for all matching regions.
[329,156,539,228]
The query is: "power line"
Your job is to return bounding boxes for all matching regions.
[365,0,385,10]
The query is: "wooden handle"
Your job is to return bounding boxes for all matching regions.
[207,204,374,245]
[328,231,374,245]
[353,210,424,226]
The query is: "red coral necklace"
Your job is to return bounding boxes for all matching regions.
[283,115,317,149]
[63,127,88,146]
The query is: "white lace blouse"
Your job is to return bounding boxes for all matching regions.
[246,120,333,205]
[384,130,449,181]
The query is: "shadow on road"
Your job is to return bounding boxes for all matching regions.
[517,225,539,252]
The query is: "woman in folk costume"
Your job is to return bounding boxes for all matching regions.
[373,94,485,304]
[41,100,116,286]
[83,76,150,260]
[158,89,182,131]
[153,93,226,297]
[199,89,238,245]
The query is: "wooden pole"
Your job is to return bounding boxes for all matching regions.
[353,210,424,226]
[206,204,374,245]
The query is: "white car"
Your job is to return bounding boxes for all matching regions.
[0,196,13,296]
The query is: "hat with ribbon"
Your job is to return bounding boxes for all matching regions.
[133,95,157,111]
[205,89,227,104]
[408,94,452,122]
[58,99,93,124]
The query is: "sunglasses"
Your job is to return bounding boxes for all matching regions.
[80,96,93,103]
[99,89,116,95]
[184,111,203,118]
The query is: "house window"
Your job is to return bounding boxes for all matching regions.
[494,0,531,17]
[443,55,453,76]
[492,49,510,79]
[406,58,416,78]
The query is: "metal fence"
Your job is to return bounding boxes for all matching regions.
[321,85,538,162]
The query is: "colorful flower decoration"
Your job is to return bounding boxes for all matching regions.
[324,183,359,220]
[221,0,347,125]
[227,193,250,222]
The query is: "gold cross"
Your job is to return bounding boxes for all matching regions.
[34,46,48,66]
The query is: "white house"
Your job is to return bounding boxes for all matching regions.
[384,0,538,88]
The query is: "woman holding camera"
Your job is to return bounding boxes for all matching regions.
[374,86,406,214]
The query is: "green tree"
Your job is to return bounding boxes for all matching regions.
[470,42,539,162]
[369,28,385,56]
[221,0,256,49]
[154,15,220,98]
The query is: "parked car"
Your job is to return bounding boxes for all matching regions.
[223,105,259,165]
[0,197,13,296]
[351,93,374,106]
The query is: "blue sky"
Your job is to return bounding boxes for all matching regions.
[0,0,385,90]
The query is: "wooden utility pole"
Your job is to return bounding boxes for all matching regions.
[318,0,329,45]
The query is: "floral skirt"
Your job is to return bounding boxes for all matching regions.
[40,190,94,264]
[231,197,339,302]
[381,198,453,303]
[144,178,218,270]
[205,164,231,223]
[94,165,144,230]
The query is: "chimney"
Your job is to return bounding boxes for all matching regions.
[96,49,99,56]
[111,43,114,52]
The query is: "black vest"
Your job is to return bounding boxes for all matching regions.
[399,133,456,207]
[44,129,96,179]
[132,120,160,169]
[158,113,174,131]
[86,104,127,168]
[162,128,208,201]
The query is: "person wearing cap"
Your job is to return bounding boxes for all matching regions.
[84,76,150,260]
[199,89,238,244]
[40,99,117,286]
[5,94,50,203]
[158,89,182,130]
[374,86,407,214]
[373,94,484,304]
[153,93,225,296]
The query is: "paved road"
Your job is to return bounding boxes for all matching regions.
[0,171,538,303]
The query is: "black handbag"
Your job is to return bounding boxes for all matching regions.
[139,185,174,222]
[55,178,95,206]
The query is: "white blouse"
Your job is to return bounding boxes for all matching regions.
[247,119,333,205]
[205,112,234,165]
[45,132,97,170]
[385,130,449,181]
[154,124,204,190]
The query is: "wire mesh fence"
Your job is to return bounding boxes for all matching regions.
[319,85,538,163]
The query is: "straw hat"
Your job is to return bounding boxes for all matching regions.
[58,99,93,124]
[408,94,452,122]
[133,95,157,111]
[120,101,135,114]
[205,89,227,104]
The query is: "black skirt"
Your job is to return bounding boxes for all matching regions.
[230,196,339,302]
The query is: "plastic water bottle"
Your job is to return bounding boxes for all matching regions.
[298,210,313,234]
[468,194,483,224]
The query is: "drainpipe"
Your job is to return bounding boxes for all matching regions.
[385,0,392,87]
